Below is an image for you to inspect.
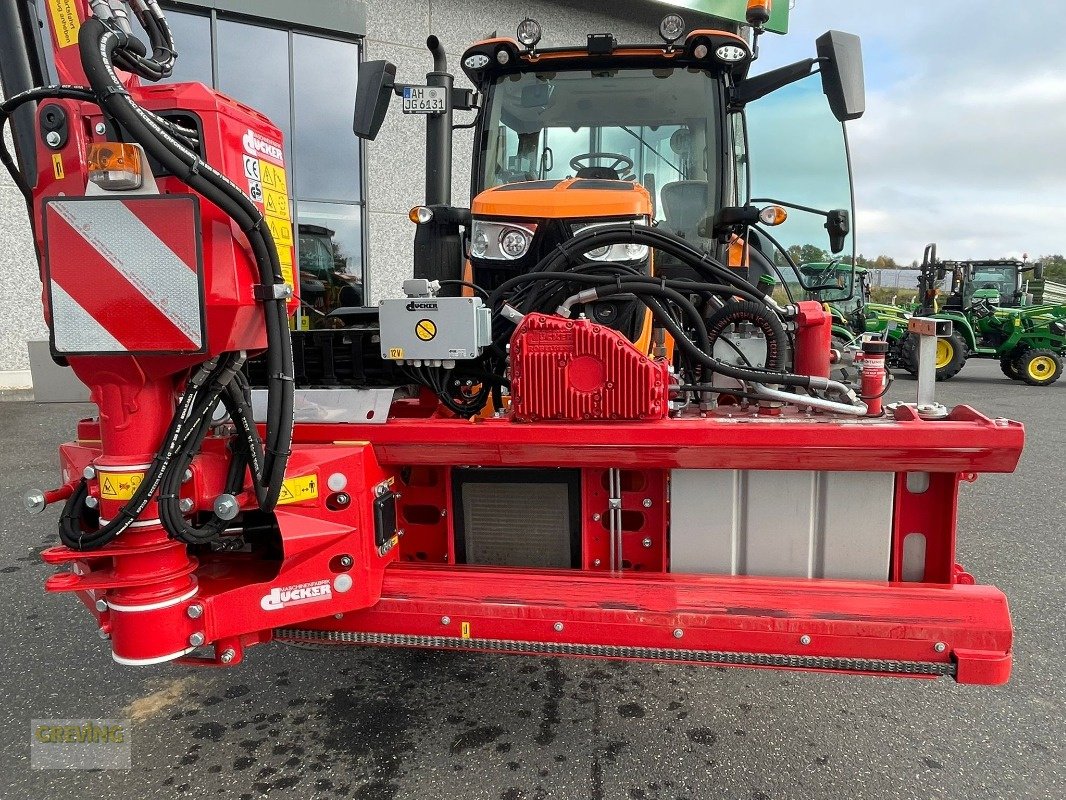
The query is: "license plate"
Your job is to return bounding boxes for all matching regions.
[402,86,447,114]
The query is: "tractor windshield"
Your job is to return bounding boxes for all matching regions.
[972,266,1017,298]
[479,67,719,231]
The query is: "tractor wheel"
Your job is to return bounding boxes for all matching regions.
[1018,349,1063,386]
[900,331,967,381]
[1000,349,1025,380]
[899,334,920,376]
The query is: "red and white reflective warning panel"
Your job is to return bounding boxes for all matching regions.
[43,196,205,355]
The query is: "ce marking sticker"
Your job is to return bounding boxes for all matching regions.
[415,319,437,341]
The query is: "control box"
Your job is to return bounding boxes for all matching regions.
[379,294,491,364]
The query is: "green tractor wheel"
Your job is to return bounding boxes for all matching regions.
[1018,348,1063,386]
[900,331,967,381]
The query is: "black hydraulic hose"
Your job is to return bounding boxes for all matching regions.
[79,17,293,510]
[637,293,817,388]
[534,223,776,306]
[0,86,97,202]
[58,356,228,550]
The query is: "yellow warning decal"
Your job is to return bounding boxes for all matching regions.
[259,161,288,195]
[99,471,144,501]
[47,0,81,48]
[277,245,294,291]
[388,347,404,360]
[266,216,293,248]
[277,474,319,506]
[263,188,290,222]
[460,622,471,639]
[51,154,65,180]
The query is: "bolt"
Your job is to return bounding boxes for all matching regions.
[800,635,811,646]
[186,604,203,619]
[934,641,947,653]
[673,628,684,639]
[592,513,601,522]
[188,632,205,647]
[593,559,601,567]
[84,496,99,509]
[83,466,96,480]
[179,498,194,513]
[553,622,564,632]
[94,122,107,135]
[396,529,405,537]
[95,598,108,613]
[339,555,353,569]
[213,494,239,520]
[334,613,344,620]
[642,498,653,508]
[642,537,653,548]
[23,490,46,515]
[219,648,236,664]
[45,130,61,147]
[375,484,388,497]
[441,616,451,626]
[440,509,447,518]
[182,468,193,483]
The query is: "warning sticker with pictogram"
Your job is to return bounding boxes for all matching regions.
[415,319,437,341]
[43,196,205,355]
[262,188,290,222]
[99,471,144,501]
[260,162,288,195]
[277,474,319,506]
[266,216,293,248]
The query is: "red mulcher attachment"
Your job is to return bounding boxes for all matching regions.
[15,0,1021,683]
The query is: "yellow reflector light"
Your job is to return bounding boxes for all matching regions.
[87,142,144,191]
[409,206,434,224]
[758,205,788,226]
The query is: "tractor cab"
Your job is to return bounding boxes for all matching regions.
[356,11,865,317]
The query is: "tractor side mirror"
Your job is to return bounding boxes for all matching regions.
[354,60,397,141]
[825,208,850,254]
[1033,263,1045,280]
[816,31,865,123]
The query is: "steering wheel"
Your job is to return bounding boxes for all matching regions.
[569,152,634,176]
[971,297,995,318]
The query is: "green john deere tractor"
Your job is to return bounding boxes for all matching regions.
[898,245,1066,385]
[799,261,911,355]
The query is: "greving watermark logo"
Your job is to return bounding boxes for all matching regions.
[31,719,132,770]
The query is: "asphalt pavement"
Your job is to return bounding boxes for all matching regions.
[1,358,1062,799]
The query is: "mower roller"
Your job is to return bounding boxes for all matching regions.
[1,0,1022,685]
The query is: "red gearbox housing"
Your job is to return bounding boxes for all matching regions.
[510,313,670,422]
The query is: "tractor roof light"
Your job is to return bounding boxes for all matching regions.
[87,142,144,191]
[516,18,542,49]
[746,0,772,28]
[658,14,686,44]
[715,43,749,63]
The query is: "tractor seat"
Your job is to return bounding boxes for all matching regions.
[660,180,709,242]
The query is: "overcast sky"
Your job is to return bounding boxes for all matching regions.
[752,1,1062,263]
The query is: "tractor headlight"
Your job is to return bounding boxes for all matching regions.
[469,220,537,261]
[571,218,650,262]
[500,228,530,260]
[1051,320,1066,336]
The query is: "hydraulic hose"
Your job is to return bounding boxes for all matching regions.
[79,16,293,510]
